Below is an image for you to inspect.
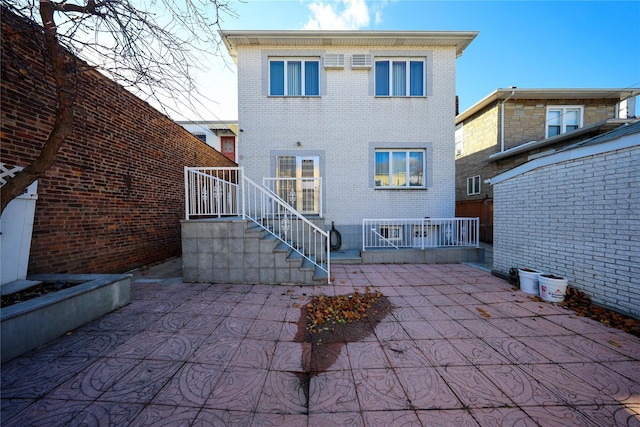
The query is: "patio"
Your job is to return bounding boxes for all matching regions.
[1,262,639,426]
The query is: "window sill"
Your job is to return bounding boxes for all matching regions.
[268,95,321,99]
[374,186,428,190]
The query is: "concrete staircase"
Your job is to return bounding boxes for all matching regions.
[181,218,327,285]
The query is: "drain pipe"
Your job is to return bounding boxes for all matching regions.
[500,88,516,152]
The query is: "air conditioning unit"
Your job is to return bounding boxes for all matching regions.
[324,54,344,68]
[351,54,372,68]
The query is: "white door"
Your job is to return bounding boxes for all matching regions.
[276,156,319,214]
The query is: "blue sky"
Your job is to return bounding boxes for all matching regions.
[182,0,640,121]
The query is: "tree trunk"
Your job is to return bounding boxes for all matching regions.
[1,1,76,215]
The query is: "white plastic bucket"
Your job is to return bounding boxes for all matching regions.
[518,268,543,295]
[538,274,568,303]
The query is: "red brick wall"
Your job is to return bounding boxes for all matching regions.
[1,8,236,274]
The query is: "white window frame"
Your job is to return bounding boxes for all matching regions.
[455,124,464,157]
[374,149,426,189]
[268,57,320,97]
[467,176,481,195]
[545,106,583,138]
[374,58,426,97]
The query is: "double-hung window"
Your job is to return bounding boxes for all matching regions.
[546,106,582,137]
[269,58,320,96]
[375,58,425,97]
[375,149,426,188]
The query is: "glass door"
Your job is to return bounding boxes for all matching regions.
[276,156,319,214]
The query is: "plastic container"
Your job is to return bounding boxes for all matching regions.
[518,268,543,295]
[538,274,568,303]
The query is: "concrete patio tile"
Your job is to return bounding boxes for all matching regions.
[0,399,90,427]
[252,412,310,426]
[394,366,462,410]
[255,370,307,414]
[228,339,276,369]
[434,365,513,408]
[518,363,617,406]
[3,262,639,426]
[307,411,365,426]
[352,368,409,411]
[308,370,360,413]
[562,362,640,405]
[381,340,431,368]
[415,409,479,426]
[522,405,597,426]
[243,319,284,341]
[518,336,595,363]
[415,339,469,367]
[98,358,180,404]
[129,404,201,426]
[456,318,511,338]
[476,364,560,407]
[360,410,422,426]
[204,367,268,412]
[70,400,146,425]
[447,338,511,365]
[482,336,549,365]
[347,341,391,369]
[151,362,225,407]
[469,407,537,426]
[190,337,242,365]
[180,313,225,336]
[399,320,443,339]
[192,408,255,426]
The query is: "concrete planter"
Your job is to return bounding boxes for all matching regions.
[1,274,131,362]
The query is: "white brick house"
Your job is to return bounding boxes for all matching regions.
[491,121,640,318]
[220,30,478,249]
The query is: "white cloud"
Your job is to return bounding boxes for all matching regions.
[303,0,371,30]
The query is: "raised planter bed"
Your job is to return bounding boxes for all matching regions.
[1,274,130,362]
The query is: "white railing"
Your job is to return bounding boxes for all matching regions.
[363,218,479,250]
[185,167,330,281]
[184,167,240,219]
[262,177,323,216]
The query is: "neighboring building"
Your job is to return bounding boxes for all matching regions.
[220,30,478,250]
[177,120,238,162]
[454,88,639,243]
[1,7,236,275]
[491,120,640,318]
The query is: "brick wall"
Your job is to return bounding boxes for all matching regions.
[237,44,458,249]
[493,144,640,318]
[1,9,236,274]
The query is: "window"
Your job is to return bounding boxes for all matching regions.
[375,59,425,97]
[375,149,425,188]
[467,176,480,195]
[455,124,464,157]
[192,133,207,143]
[546,106,583,137]
[269,58,319,96]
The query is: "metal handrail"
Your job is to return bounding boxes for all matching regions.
[262,176,323,216]
[185,167,330,282]
[363,217,480,250]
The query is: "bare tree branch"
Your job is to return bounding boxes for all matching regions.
[1,0,237,213]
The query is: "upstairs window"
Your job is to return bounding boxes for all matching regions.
[269,58,320,96]
[375,149,425,188]
[375,59,425,97]
[546,106,583,137]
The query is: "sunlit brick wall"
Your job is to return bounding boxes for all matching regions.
[1,9,236,274]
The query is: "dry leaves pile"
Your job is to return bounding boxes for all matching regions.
[305,286,383,333]
[559,287,640,337]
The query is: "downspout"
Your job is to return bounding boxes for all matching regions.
[500,88,516,152]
